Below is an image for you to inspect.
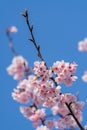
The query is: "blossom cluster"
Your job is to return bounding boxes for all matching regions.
[52,60,77,86]
[7,56,28,80]
[7,55,85,129]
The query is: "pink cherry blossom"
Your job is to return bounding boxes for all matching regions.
[45,120,54,129]
[52,60,77,86]
[20,106,36,119]
[37,83,61,107]
[7,26,18,33]
[12,76,40,103]
[12,88,30,103]
[61,93,77,104]
[20,106,46,123]
[78,38,87,52]
[36,125,50,130]
[32,81,61,107]
[29,109,46,122]
[70,102,85,123]
[34,61,47,76]
[51,105,59,115]
[34,61,52,82]
[55,115,77,129]
[52,93,84,121]
[6,10,86,130]
[52,102,69,117]
[7,56,28,80]
[55,118,67,129]
[82,71,87,83]
[9,57,84,130]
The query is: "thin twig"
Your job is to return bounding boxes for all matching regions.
[6,31,18,56]
[22,9,45,61]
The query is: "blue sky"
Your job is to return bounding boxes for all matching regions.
[1,1,87,130]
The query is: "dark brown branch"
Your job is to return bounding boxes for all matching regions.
[65,102,84,130]
[22,9,45,62]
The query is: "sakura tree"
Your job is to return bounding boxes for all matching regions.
[6,9,87,130]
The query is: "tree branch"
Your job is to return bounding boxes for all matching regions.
[6,31,18,56]
[22,9,45,62]
[65,102,84,130]
[22,9,84,130]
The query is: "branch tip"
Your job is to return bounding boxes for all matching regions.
[29,38,34,42]
[25,8,28,17]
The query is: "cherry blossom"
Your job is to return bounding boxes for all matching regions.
[7,56,28,80]
[8,58,84,129]
[78,38,87,52]
[12,75,39,103]
[20,106,37,119]
[6,10,86,130]
[45,120,54,129]
[20,106,46,124]
[36,125,50,130]
[7,26,18,33]
[82,71,87,83]
[71,102,85,123]
[61,93,77,104]
[52,60,78,86]
[34,61,52,82]
[34,61,47,76]
[7,49,85,130]
[29,108,46,122]
[12,88,30,103]
[52,93,84,123]
[55,116,76,129]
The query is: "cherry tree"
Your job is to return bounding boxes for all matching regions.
[6,9,87,130]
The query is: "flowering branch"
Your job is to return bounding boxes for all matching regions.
[6,9,86,130]
[21,9,84,130]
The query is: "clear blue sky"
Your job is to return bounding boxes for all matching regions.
[0,1,87,130]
